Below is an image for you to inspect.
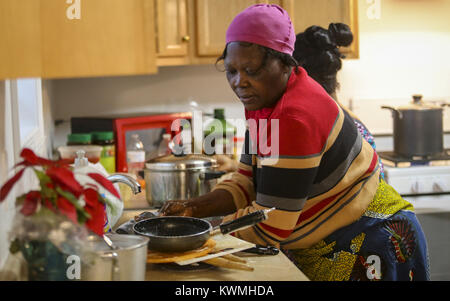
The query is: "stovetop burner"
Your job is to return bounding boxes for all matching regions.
[379,149,450,167]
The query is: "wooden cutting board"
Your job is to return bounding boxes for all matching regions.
[176,234,255,266]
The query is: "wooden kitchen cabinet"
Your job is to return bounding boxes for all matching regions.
[195,0,270,57]
[155,0,358,67]
[155,0,270,66]
[0,0,158,80]
[281,0,359,58]
[155,0,189,59]
[0,1,42,79]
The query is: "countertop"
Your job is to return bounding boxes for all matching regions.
[115,205,309,281]
[145,251,309,281]
[117,188,450,282]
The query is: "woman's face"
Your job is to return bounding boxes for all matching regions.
[223,42,291,111]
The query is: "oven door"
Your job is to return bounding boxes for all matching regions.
[384,165,450,280]
[384,165,450,196]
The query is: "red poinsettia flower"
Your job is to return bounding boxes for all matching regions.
[56,197,78,224]
[20,191,41,216]
[83,188,106,236]
[42,198,57,213]
[0,148,119,237]
[17,148,54,167]
[1,148,70,202]
[0,168,25,202]
[87,173,121,200]
[46,166,84,198]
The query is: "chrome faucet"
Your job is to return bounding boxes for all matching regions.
[107,174,142,194]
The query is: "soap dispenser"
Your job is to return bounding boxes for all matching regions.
[74,150,89,168]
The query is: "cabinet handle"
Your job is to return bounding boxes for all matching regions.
[182,35,191,42]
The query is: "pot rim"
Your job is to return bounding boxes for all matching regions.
[395,105,442,111]
[144,163,217,171]
[86,233,149,253]
[145,154,218,171]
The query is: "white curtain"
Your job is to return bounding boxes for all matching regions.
[0,78,46,270]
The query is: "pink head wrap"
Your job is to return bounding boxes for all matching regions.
[225,4,296,55]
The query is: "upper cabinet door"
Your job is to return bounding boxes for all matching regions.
[282,0,359,58]
[41,0,157,78]
[155,0,189,57]
[0,1,42,79]
[195,0,269,57]
[0,0,158,80]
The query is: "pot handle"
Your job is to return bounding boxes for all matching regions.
[200,170,226,181]
[381,105,403,119]
[381,105,399,113]
[214,207,275,236]
[101,252,120,281]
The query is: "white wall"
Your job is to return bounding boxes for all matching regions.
[338,0,450,134]
[51,0,450,148]
[51,64,245,148]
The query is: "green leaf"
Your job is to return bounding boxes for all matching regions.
[33,168,56,199]
[76,209,91,224]
[34,167,50,183]
[54,186,90,224]
[55,187,82,210]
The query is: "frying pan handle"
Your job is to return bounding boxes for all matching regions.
[218,208,273,235]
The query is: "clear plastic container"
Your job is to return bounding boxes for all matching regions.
[127,134,145,178]
[157,133,172,157]
[58,145,102,164]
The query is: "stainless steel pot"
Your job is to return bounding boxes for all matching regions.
[144,154,225,208]
[80,233,149,281]
[382,95,446,157]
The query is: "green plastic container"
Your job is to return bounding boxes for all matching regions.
[67,133,92,145]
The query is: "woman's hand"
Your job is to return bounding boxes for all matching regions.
[159,200,196,217]
[159,189,237,218]
[213,155,239,173]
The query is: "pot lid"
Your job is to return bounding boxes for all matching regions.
[396,94,442,110]
[145,154,218,171]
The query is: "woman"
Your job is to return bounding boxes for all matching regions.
[160,4,429,281]
[293,23,384,179]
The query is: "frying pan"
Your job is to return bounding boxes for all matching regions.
[133,208,274,253]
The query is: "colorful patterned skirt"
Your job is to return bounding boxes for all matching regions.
[285,179,430,281]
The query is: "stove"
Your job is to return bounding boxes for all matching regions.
[379,150,450,281]
[379,149,450,196]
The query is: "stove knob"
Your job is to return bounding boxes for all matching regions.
[432,178,447,192]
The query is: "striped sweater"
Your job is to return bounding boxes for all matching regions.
[214,67,380,249]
